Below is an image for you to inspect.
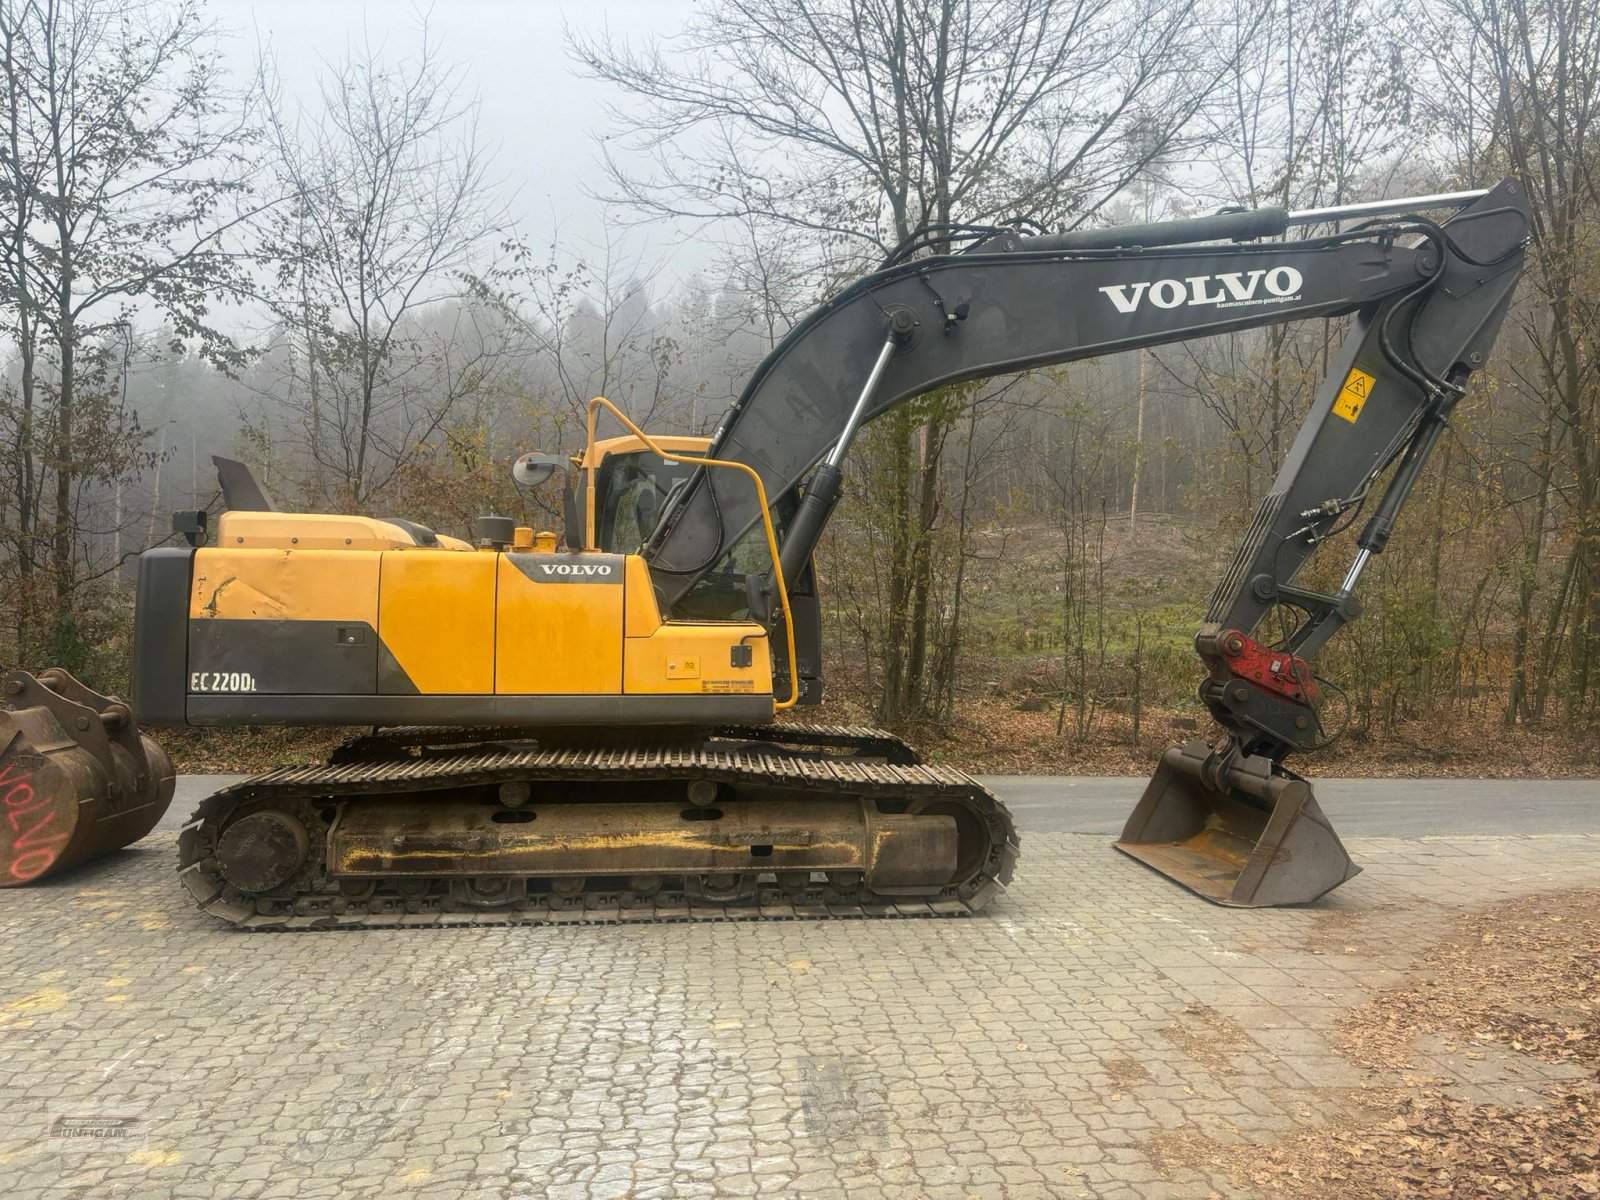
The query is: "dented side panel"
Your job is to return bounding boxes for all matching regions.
[186,548,381,696]
[189,547,382,624]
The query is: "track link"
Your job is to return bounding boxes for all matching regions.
[329,721,924,765]
[178,727,1018,931]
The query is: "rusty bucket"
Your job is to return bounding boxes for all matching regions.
[1115,739,1359,907]
[1,669,175,885]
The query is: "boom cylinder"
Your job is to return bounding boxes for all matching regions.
[776,327,902,589]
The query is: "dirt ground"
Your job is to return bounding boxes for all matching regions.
[1148,888,1600,1199]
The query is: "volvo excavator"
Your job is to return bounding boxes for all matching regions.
[1,180,1529,925]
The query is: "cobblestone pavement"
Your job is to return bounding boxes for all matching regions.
[3,820,1598,1200]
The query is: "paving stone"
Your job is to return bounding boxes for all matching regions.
[1,829,1596,1199]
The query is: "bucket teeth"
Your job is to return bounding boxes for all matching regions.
[1115,740,1359,907]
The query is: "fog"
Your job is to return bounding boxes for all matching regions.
[211,0,708,288]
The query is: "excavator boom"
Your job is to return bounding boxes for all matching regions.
[646,179,1530,905]
[647,184,1527,612]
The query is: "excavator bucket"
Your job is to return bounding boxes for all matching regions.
[1115,740,1359,907]
[1,669,175,886]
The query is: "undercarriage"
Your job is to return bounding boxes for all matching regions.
[176,723,1019,929]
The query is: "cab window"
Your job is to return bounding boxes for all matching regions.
[595,451,697,553]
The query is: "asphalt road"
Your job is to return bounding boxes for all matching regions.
[163,774,1600,838]
[982,775,1600,836]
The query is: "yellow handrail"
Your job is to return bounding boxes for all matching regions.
[584,396,799,710]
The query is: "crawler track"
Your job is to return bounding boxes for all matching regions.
[328,721,925,766]
[177,724,1018,930]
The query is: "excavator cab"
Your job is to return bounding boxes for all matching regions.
[558,434,708,555]
[551,432,825,703]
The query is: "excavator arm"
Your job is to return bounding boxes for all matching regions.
[646,179,1530,906]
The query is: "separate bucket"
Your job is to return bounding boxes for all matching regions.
[1115,739,1359,907]
[1,669,175,885]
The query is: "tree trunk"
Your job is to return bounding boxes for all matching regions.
[876,407,916,726]
[902,413,947,715]
[51,266,74,607]
[1129,348,1146,543]
[939,404,981,720]
[1505,416,1554,727]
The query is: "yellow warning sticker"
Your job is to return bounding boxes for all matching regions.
[1333,367,1374,422]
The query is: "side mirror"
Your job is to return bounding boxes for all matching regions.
[512,452,564,488]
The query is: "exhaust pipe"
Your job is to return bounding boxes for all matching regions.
[1116,739,1359,907]
[1,669,175,886]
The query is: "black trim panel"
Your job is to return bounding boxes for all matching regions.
[377,640,421,695]
[184,693,774,728]
[131,547,195,726]
[188,618,378,695]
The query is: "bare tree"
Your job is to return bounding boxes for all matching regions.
[1154,0,1418,517]
[488,231,685,438]
[257,22,510,509]
[0,0,254,669]
[1416,0,1600,726]
[576,0,1240,254]
[574,0,1244,725]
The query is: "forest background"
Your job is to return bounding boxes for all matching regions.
[2,0,1597,776]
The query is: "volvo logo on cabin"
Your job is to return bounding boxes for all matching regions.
[1099,266,1304,314]
[509,553,623,584]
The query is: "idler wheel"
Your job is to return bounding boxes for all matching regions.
[215,810,309,893]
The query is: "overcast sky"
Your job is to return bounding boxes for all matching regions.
[210,0,709,286]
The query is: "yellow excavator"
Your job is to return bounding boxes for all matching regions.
[2,181,1529,924]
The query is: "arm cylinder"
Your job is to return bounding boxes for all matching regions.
[1021,205,1289,252]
